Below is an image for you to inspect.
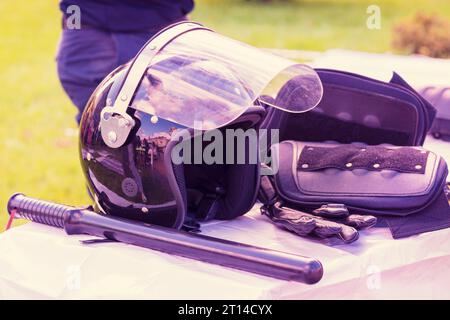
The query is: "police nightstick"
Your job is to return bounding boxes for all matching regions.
[7,193,323,284]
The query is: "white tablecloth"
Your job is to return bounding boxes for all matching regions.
[1,199,450,299]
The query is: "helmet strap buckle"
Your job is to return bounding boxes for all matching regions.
[100,107,136,148]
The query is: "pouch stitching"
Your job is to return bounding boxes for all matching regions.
[289,141,439,197]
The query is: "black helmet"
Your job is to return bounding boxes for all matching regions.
[79,22,323,229]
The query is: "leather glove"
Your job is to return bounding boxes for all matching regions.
[261,202,377,244]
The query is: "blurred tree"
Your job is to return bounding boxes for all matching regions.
[392,12,450,58]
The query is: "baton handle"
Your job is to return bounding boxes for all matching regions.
[8,193,71,228]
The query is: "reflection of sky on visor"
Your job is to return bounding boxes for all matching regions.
[131,59,251,130]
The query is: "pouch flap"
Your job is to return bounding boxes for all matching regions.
[298,144,428,174]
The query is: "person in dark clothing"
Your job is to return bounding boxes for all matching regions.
[56,0,194,123]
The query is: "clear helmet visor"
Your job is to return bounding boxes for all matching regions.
[130,23,323,130]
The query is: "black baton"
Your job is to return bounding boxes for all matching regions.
[7,193,323,284]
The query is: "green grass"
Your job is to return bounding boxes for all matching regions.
[193,0,450,52]
[1,0,450,228]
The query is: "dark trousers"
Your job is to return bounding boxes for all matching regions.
[56,28,157,123]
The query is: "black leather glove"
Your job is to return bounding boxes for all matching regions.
[261,202,377,244]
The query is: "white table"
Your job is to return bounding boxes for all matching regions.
[1,197,450,299]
